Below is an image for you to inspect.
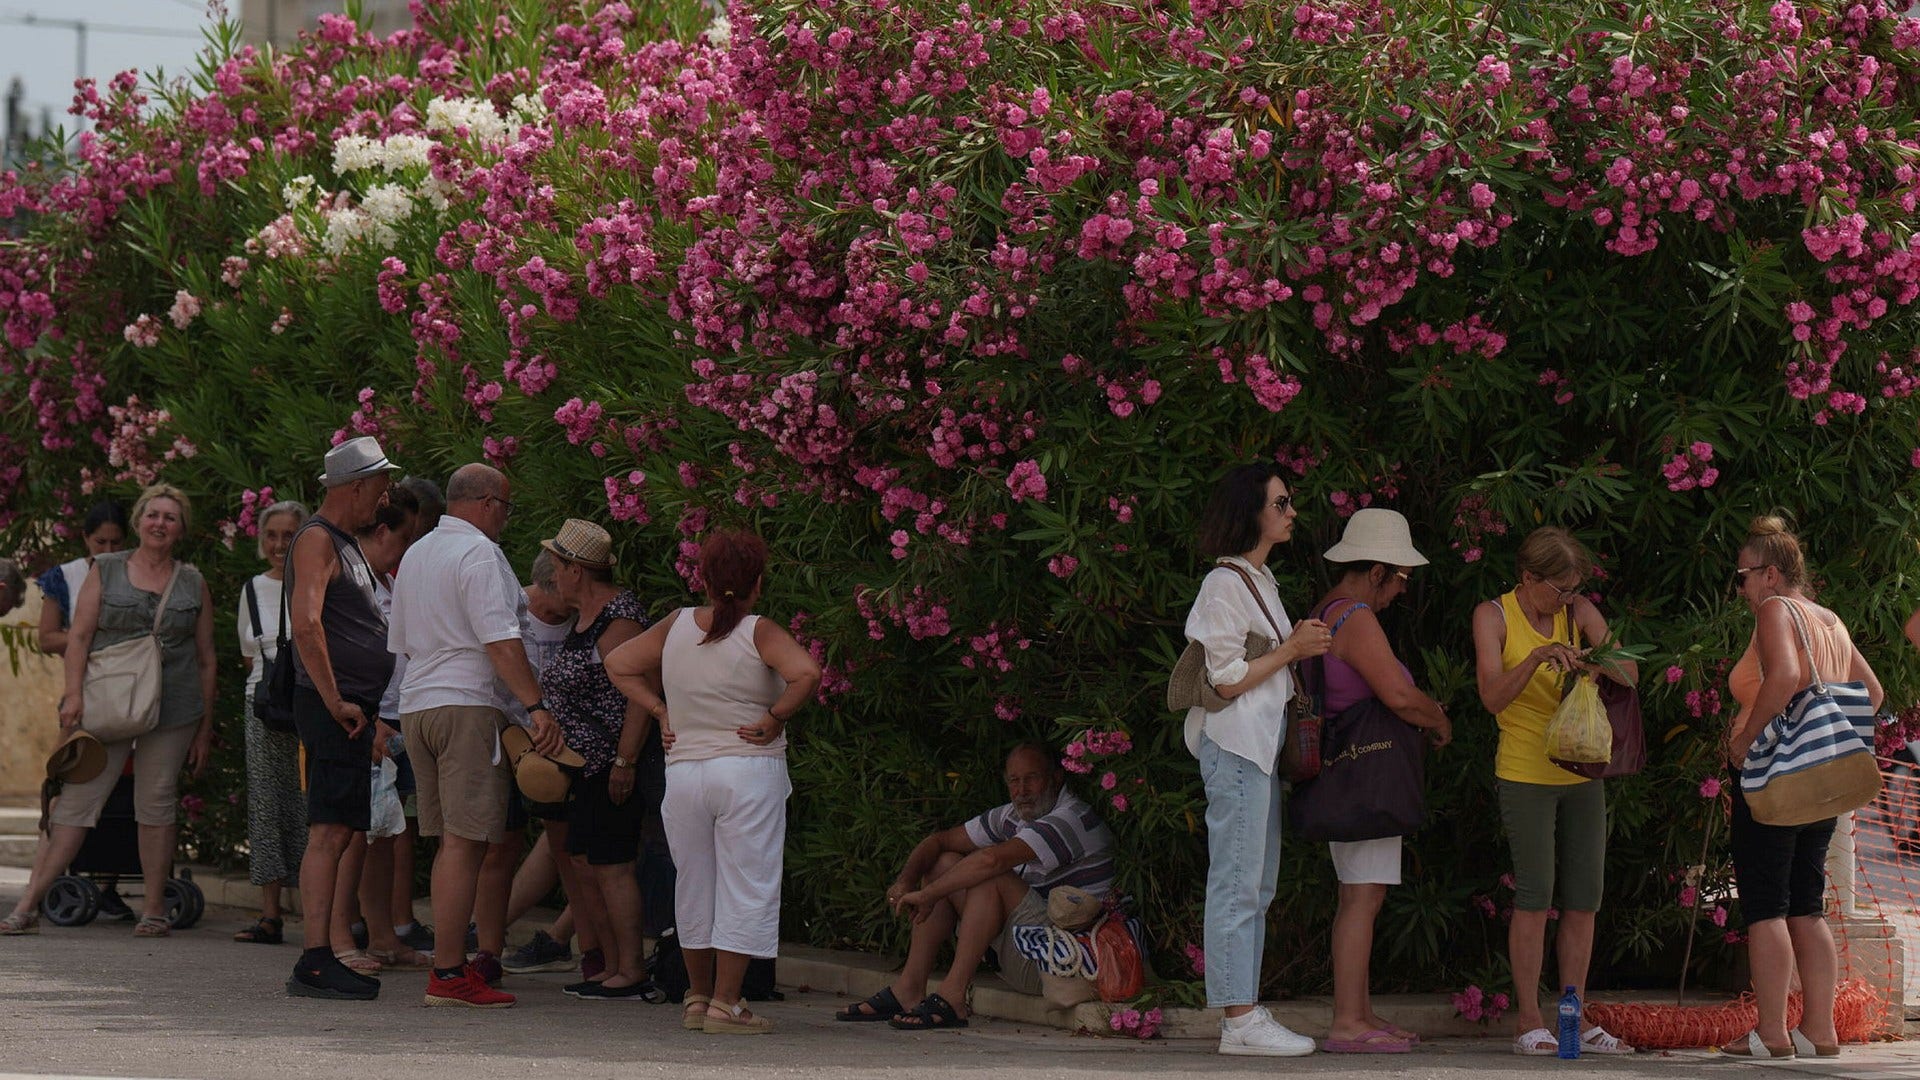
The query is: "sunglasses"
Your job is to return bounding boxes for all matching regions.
[1733,565,1768,586]
[1268,495,1294,513]
[1393,570,1412,584]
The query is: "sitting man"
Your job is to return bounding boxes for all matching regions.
[835,742,1114,1030]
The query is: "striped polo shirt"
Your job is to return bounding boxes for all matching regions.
[964,789,1116,898]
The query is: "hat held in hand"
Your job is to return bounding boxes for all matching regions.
[500,724,586,804]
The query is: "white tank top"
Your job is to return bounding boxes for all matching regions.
[661,608,787,764]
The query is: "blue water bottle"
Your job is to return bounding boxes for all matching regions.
[1556,986,1582,1059]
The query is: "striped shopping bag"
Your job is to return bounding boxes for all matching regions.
[1740,600,1880,826]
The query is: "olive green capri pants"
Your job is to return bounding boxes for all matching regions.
[1497,778,1606,912]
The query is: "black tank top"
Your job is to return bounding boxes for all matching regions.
[289,514,394,702]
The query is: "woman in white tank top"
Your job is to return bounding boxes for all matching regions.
[607,530,820,1034]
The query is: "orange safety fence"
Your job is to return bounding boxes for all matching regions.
[1585,757,1920,1050]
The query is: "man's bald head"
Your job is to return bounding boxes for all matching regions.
[446,463,506,505]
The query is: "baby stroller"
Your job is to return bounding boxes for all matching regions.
[39,773,204,929]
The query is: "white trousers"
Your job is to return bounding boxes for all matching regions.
[661,755,790,958]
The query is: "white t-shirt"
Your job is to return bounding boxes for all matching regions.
[1181,555,1296,773]
[373,575,409,722]
[389,516,527,714]
[527,609,570,677]
[236,573,288,706]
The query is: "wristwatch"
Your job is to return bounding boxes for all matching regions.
[612,756,634,769]
[524,698,552,715]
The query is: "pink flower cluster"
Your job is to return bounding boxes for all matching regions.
[1108,1006,1161,1039]
[1451,985,1511,1024]
[1661,441,1719,492]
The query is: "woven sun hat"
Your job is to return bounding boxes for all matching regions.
[539,518,615,570]
[45,729,107,786]
[499,725,587,804]
[317,436,402,486]
[1046,886,1103,932]
[1322,508,1429,567]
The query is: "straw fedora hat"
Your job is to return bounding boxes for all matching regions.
[1322,508,1429,567]
[46,729,107,786]
[539,518,615,571]
[499,725,587,804]
[317,436,402,487]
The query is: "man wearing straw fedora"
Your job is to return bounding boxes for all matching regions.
[286,436,403,1001]
[389,463,564,1009]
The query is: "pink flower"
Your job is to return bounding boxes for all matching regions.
[1666,665,1685,683]
[1699,777,1723,799]
[1100,771,1117,790]
[1679,885,1699,908]
[1711,906,1729,927]
[1110,794,1129,812]
[1184,943,1205,976]
[1048,554,1079,578]
[1006,459,1048,502]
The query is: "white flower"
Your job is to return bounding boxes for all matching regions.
[332,135,380,174]
[707,15,731,48]
[282,175,316,207]
[331,133,432,175]
[426,95,517,144]
[379,134,434,172]
[362,183,416,228]
[510,92,549,125]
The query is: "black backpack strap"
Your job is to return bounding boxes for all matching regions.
[244,578,263,641]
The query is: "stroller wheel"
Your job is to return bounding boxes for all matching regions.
[162,880,202,930]
[182,880,205,928]
[42,876,101,927]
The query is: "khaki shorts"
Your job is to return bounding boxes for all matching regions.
[404,705,509,843]
[50,723,199,829]
[990,887,1048,995]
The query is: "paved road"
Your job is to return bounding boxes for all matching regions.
[5,869,1920,1080]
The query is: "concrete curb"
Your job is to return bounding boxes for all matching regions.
[182,863,1748,1042]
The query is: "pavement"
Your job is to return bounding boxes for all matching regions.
[6,867,1920,1080]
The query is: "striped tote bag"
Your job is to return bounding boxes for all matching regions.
[1740,599,1880,826]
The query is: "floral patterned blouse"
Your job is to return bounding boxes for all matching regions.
[541,590,647,777]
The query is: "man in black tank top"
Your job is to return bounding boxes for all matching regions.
[286,436,402,1001]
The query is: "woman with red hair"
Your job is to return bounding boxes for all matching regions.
[607,530,820,1034]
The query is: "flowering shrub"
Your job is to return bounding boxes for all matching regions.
[3,0,1920,996]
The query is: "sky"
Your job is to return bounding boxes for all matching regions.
[0,0,224,136]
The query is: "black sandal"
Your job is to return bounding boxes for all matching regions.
[835,986,905,1022]
[888,992,969,1030]
[233,916,283,944]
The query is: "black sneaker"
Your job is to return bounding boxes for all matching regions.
[349,920,369,951]
[397,922,436,952]
[96,888,135,922]
[572,979,666,1002]
[502,930,574,974]
[288,955,380,1001]
[562,979,601,998]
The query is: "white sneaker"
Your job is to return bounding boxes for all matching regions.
[1218,1008,1317,1057]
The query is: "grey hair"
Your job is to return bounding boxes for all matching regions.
[255,500,310,562]
[530,549,559,592]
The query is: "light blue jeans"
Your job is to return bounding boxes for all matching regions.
[1200,731,1283,1007]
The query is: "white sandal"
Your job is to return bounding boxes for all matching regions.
[1720,1030,1794,1059]
[1581,1025,1635,1055]
[1512,1027,1558,1056]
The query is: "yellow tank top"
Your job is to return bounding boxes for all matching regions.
[1494,590,1584,786]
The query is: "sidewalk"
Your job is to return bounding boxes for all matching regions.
[177,861,1764,1042]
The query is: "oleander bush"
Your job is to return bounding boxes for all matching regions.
[5,0,1920,998]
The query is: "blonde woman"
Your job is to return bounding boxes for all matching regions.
[3,484,216,937]
[1720,516,1880,1059]
[1470,526,1635,1056]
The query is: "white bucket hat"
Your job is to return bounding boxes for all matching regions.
[1323,508,1429,567]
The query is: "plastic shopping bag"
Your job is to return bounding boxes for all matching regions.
[1545,674,1613,765]
[368,758,404,840]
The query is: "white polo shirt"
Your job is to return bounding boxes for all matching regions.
[389,516,527,714]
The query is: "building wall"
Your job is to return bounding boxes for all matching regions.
[240,0,414,47]
[0,589,65,799]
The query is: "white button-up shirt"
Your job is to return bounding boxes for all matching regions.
[389,516,527,715]
[1182,555,1296,773]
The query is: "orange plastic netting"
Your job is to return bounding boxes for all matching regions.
[1579,757,1920,1049]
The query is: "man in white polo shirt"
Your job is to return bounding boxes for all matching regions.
[389,462,562,1008]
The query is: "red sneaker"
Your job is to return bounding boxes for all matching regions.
[424,966,515,1009]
